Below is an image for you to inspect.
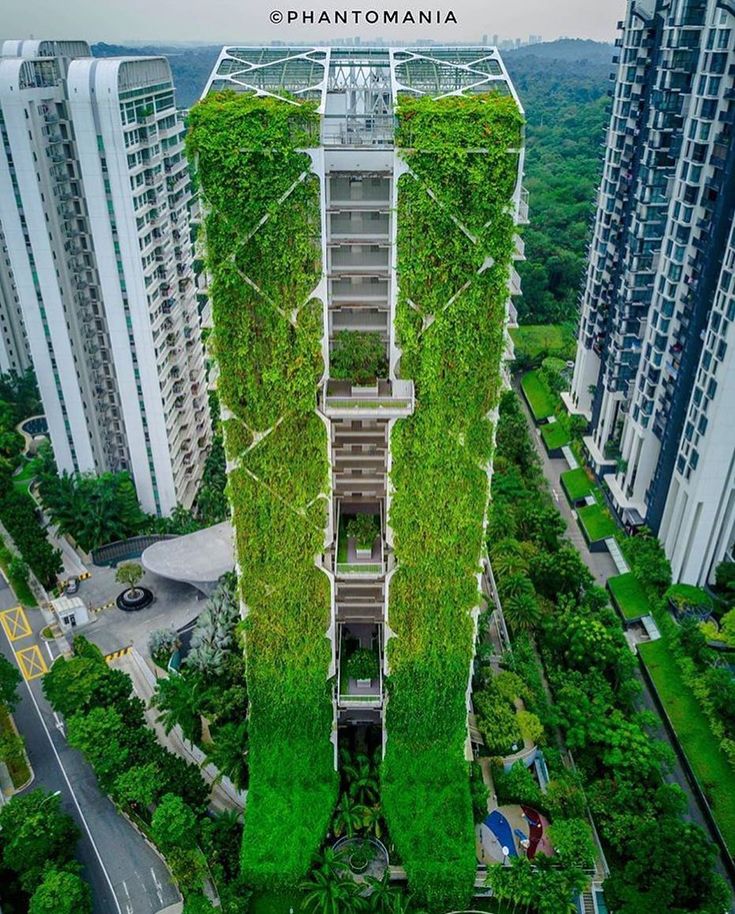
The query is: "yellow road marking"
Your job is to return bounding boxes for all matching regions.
[0,606,32,642]
[16,645,48,681]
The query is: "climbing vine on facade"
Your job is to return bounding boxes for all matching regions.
[187,91,337,889]
[385,91,523,909]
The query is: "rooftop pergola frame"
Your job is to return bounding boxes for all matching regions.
[202,46,524,115]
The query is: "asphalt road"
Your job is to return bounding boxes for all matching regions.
[0,575,181,914]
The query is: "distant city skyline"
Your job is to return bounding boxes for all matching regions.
[2,0,626,45]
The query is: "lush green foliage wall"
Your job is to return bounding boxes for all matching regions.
[187,92,336,887]
[385,93,523,909]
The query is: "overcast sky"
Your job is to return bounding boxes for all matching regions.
[2,0,626,45]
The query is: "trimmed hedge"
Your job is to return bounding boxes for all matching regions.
[386,92,523,910]
[187,92,337,888]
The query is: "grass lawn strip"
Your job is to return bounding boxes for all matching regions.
[540,421,570,451]
[577,503,617,543]
[521,370,557,421]
[639,638,735,855]
[510,323,576,360]
[560,467,594,502]
[608,572,651,621]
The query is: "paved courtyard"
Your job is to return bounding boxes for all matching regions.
[71,564,205,657]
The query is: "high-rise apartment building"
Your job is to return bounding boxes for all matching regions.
[568,0,735,585]
[0,40,209,515]
[0,220,30,374]
[193,47,525,900]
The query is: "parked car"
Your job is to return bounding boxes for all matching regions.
[65,576,80,595]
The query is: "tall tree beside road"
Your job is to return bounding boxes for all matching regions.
[0,789,80,892]
[29,868,92,914]
[0,653,21,709]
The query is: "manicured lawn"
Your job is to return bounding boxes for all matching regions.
[608,572,651,621]
[520,371,557,422]
[11,458,36,494]
[540,420,570,451]
[510,323,576,361]
[561,467,594,502]
[639,638,735,855]
[577,503,617,543]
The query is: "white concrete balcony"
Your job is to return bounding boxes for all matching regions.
[321,378,414,419]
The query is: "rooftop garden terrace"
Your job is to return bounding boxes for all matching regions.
[607,572,651,623]
[520,369,557,421]
[336,510,383,576]
[639,637,735,855]
[560,466,594,504]
[576,503,617,544]
[510,323,576,363]
[337,623,382,708]
[539,420,570,452]
[665,583,713,620]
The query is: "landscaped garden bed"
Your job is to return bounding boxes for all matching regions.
[520,370,557,422]
[576,503,617,545]
[607,572,651,623]
[665,583,713,620]
[639,638,735,855]
[560,467,594,505]
[539,420,570,454]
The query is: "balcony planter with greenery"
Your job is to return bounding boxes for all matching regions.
[386,91,523,909]
[187,91,337,889]
[330,331,388,386]
[346,514,379,558]
[344,647,379,683]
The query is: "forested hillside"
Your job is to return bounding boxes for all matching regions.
[505,40,612,324]
[93,39,613,325]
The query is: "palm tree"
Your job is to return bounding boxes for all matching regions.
[312,845,349,881]
[152,673,203,744]
[361,804,384,839]
[499,572,535,602]
[341,751,379,805]
[365,871,397,913]
[504,591,542,634]
[300,867,365,914]
[332,792,366,838]
[202,719,248,789]
[489,538,528,579]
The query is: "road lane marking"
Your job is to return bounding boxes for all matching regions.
[44,640,54,662]
[0,610,123,914]
[16,645,48,681]
[0,606,32,642]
